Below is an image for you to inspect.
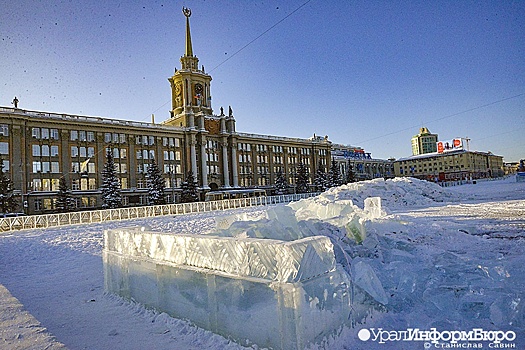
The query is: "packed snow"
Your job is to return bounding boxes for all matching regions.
[0,176,524,349]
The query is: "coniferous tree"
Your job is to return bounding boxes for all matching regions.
[295,160,309,194]
[328,158,343,188]
[146,158,166,205]
[274,168,288,195]
[56,176,74,212]
[0,158,18,214]
[180,171,199,203]
[345,159,356,184]
[101,148,122,209]
[314,159,328,192]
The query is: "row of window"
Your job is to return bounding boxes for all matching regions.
[34,196,97,211]
[32,127,60,140]
[33,145,60,157]
[237,143,327,156]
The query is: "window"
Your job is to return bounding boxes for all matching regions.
[2,160,9,171]
[149,136,154,145]
[105,133,112,143]
[51,146,59,157]
[87,131,95,142]
[51,129,59,140]
[32,179,42,191]
[41,128,49,139]
[32,145,41,157]
[0,142,7,155]
[32,161,41,173]
[80,147,87,158]
[87,147,95,157]
[70,130,78,141]
[32,128,40,139]
[120,149,127,159]
[0,124,8,136]
[71,179,79,190]
[121,178,128,189]
[71,146,78,157]
[51,162,59,173]
[41,145,49,157]
[119,134,126,144]
[89,179,97,190]
[112,133,119,143]
[42,162,50,173]
[79,130,86,141]
[71,162,79,173]
[88,163,95,174]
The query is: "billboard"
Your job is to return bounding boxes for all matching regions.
[437,138,464,153]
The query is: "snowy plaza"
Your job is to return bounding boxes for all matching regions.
[1,176,524,349]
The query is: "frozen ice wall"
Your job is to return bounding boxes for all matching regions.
[103,228,354,350]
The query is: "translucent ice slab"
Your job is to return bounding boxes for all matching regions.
[103,228,354,350]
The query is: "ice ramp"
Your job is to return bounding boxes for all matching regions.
[103,228,352,350]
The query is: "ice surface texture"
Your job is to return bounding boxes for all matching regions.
[104,229,336,283]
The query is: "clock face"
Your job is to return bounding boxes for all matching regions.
[195,83,203,95]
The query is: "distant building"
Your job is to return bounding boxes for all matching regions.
[394,149,504,181]
[411,127,438,155]
[331,144,394,180]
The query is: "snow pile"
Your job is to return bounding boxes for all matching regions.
[321,177,460,209]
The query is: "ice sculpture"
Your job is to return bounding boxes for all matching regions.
[103,193,391,348]
[104,228,354,350]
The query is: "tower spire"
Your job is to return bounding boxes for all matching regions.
[182,7,193,57]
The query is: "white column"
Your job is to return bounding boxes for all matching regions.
[231,141,239,187]
[201,137,208,188]
[222,139,230,188]
[190,135,197,179]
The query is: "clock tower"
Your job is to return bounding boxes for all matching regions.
[165,7,213,127]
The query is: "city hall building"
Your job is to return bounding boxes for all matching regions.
[0,9,333,215]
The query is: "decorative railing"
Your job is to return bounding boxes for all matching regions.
[0,192,319,233]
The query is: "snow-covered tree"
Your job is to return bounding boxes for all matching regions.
[328,158,343,188]
[345,159,356,184]
[314,159,329,192]
[180,171,199,203]
[295,160,309,194]
[101,148,122,209]
[55,176,74,212]
[274,168,288,195]
[146,158,166,205]
[0,158,17,214]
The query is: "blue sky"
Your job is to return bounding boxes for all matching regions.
[1,0,524,162]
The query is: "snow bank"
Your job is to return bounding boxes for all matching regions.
[322,177,460,209]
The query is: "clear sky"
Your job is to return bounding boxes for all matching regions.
[1,0,524,162]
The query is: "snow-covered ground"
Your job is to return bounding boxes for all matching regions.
[0,176,524,349]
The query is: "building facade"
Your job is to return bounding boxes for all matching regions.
[394,149,504,181]
[0,9,333,215]
[411,127,438,155]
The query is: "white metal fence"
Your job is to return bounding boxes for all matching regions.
[0,192,319,233]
